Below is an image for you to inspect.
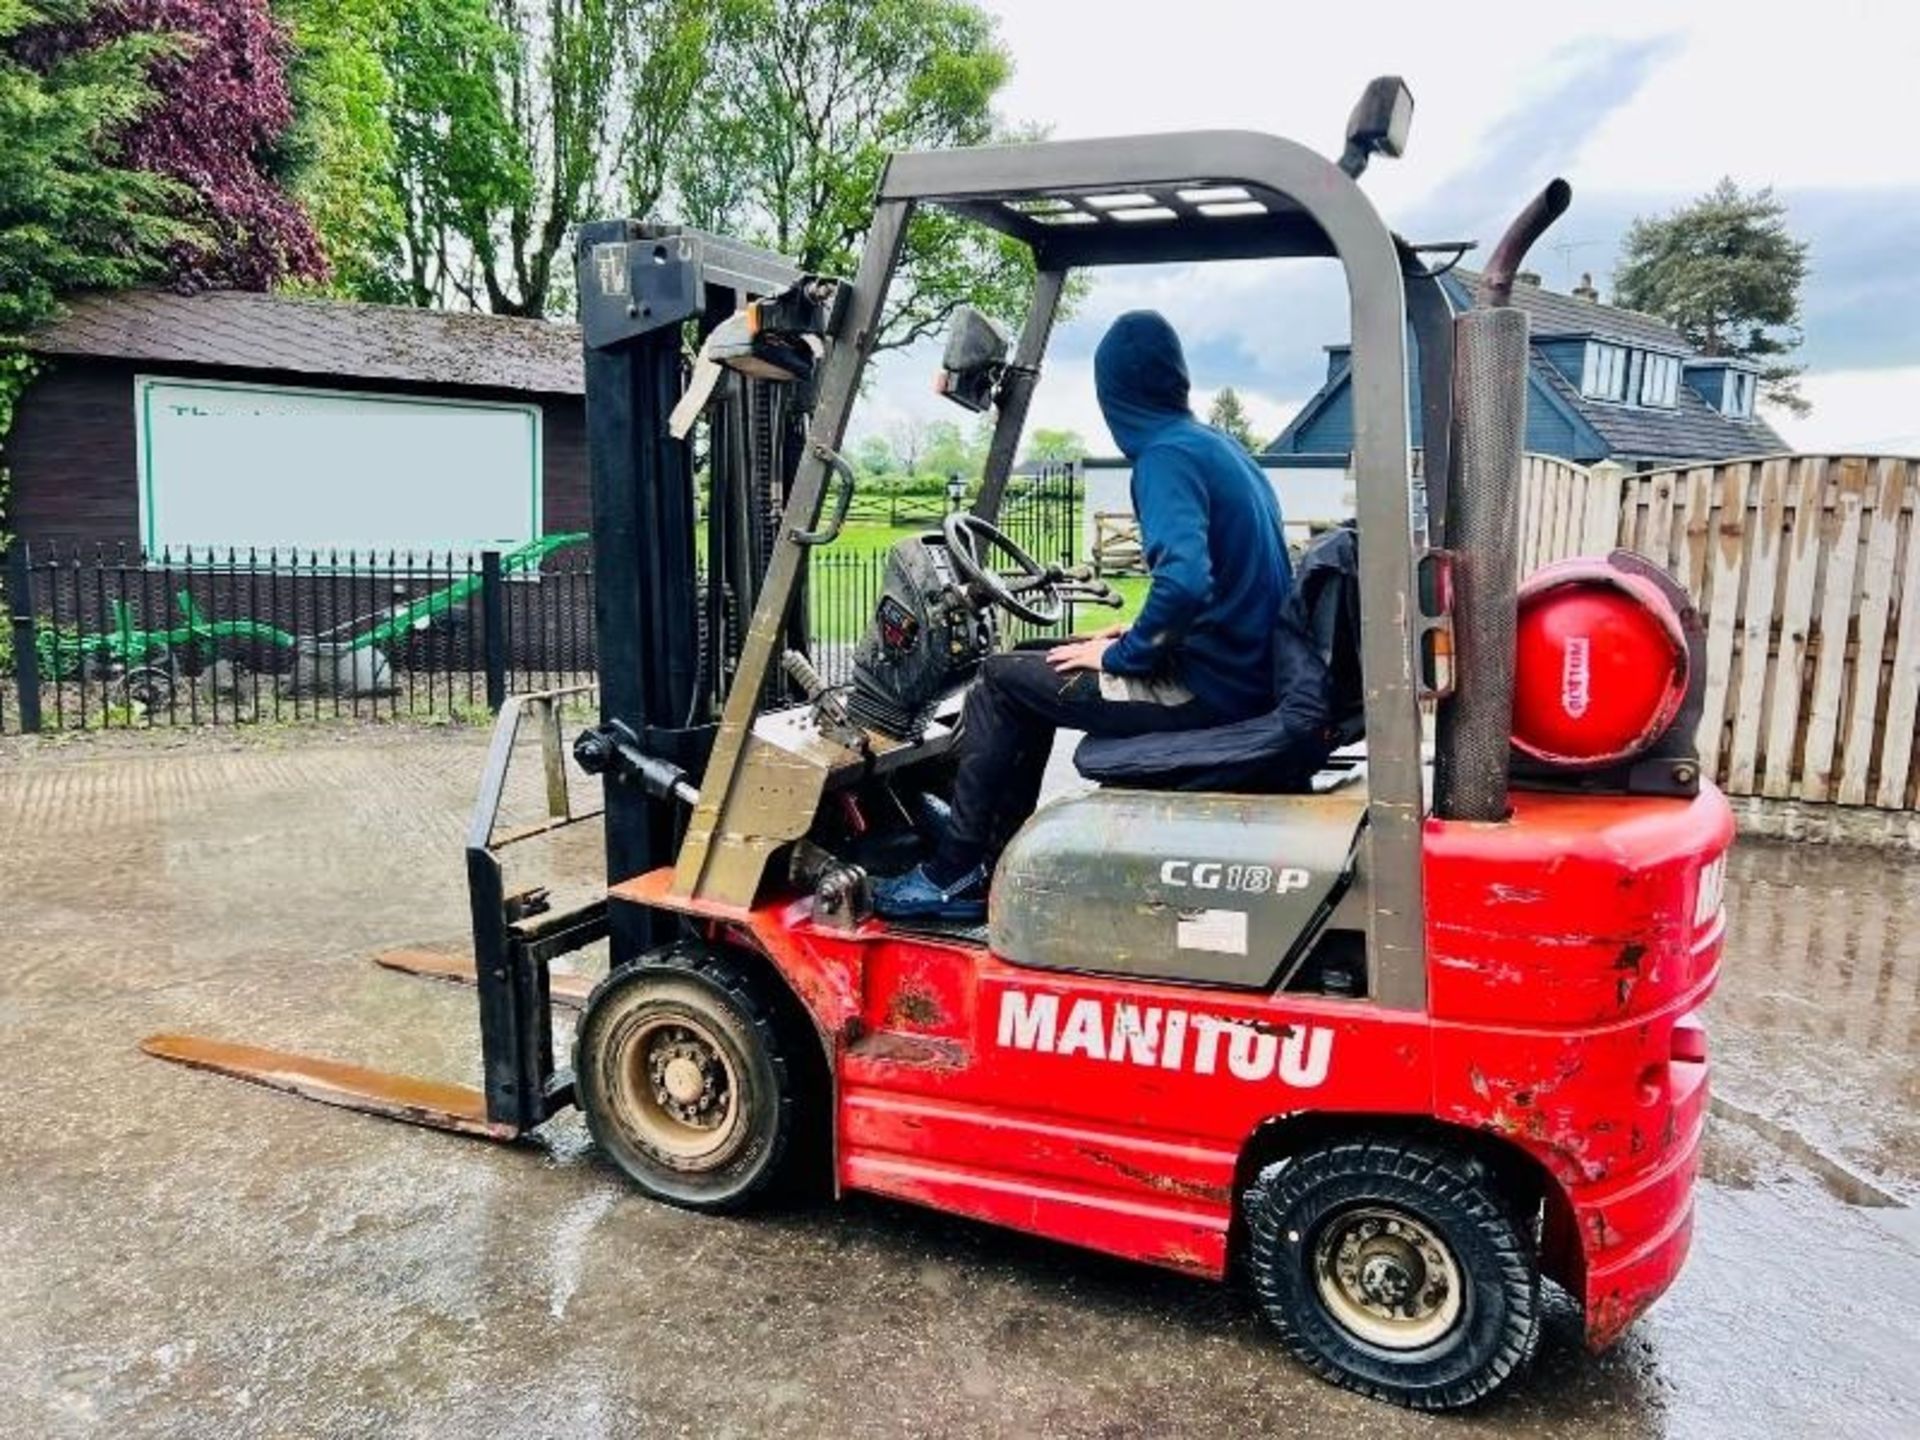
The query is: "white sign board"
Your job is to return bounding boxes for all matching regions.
[135,377,542,556]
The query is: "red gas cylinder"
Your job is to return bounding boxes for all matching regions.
[1512,557,1690,767]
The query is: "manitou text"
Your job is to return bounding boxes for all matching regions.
[994,991,1334,1087]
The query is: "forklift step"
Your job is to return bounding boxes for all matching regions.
[371,947,596,1008]
[140,1034,518,1140]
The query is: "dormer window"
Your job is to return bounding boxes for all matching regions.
[1582,342,1628,402]
[1722,370,1756,418]
[1639,353,1680,408]
[1582,342,1681,407]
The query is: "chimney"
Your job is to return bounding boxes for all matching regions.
[1514,270,1542,289]
[1573,271,1600,302]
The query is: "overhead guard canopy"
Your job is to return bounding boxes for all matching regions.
[878,131,1347,267]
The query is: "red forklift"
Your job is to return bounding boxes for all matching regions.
[146,78,1733,1410]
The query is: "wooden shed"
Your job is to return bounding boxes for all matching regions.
[8,289,587,556]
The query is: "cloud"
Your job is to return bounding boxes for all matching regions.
[1783,189,1920,373]
[1408,33,1686,243]
[1044,260,1350,399]
[1773,368,1920,456]
[1571,5,1920,192]
[853,4,1916,458]
[1419,183,1920,375]
[987,30,1689,447]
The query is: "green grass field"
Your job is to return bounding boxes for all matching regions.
[804,516,1148,644]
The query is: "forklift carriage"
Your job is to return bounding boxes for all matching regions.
[145,79,1733,1411]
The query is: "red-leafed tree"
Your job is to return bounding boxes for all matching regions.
[28,0,325,290]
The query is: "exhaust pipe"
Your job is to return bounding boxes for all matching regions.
[1480,180,1573,307]
[1433,180,1571,822]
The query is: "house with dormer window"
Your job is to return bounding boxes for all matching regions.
[1265,270,1786,470]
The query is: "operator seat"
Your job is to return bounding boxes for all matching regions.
[1290,519,1366,745]
[1071,521,1362,793]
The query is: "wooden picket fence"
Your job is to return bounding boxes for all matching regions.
[1515,452,1920,811]
[1515,453,1626,572]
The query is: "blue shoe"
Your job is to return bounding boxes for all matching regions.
[872,862,988,923]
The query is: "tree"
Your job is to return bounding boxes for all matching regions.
[921,416,990,481]
[1022,427,1087,466]
[0,0,190,339]
[888,415,930,478]
[277,0,404,300]
[378,0,523,309]
[2,0,196,543]
[1207,386,1261,453]
[377,0,714,315]
[36,0,326,291]
[1613,179,1811,415]
[279,0,1056,334]
[919,420,969,480]
[850,433,897,477]
[671,0,1037,350]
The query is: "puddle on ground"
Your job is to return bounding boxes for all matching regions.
[1715,839,1920,1195]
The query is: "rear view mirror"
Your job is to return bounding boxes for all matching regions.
[935,307,1010,413]
[1339,76,1414,177]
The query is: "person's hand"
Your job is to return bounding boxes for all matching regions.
[1091,622,1129,640]
[1047,636,1113,673]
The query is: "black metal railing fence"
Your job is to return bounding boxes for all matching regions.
[1,466,1083,733]
[2,541,596,732]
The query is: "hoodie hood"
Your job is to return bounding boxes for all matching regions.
[1095,310,1191,459]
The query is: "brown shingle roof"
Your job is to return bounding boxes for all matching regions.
[32,289,583,396]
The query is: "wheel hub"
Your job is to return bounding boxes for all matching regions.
[661,1055,706,1106]
[1314,1206,1465,1350]
[608,1012,743,1166]
[646,1032,727,1128]
[1358,1248,1418,1308]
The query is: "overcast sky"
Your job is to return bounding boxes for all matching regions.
[853,0,1920,457]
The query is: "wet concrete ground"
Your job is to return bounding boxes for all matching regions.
[3,726,1918,1439]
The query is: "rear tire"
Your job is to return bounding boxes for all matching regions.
[575,944,794,1212]
[1244,1138,1540,1410]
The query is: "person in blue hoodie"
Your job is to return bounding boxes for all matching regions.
[874,310,1293,922]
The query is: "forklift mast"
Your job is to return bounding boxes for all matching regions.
[573,223,805,963]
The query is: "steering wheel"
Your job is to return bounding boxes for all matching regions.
[942,512,1064,627]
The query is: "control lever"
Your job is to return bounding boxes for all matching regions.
[783,649,866,747]
[782,649,851,722]
[1049,564,1126,608]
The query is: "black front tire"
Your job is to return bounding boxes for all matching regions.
[1244,1137,1541,1410]
[575,944,794,1212]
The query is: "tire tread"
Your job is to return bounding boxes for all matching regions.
[576,942,795,1212]
[1244,1137,1540,1410]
